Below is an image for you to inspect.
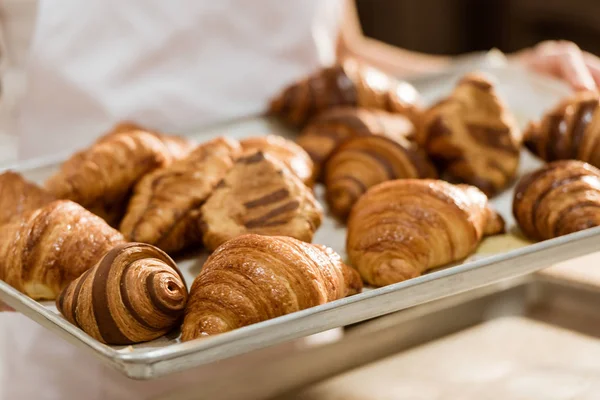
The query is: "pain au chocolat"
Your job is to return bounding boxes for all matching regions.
[347,179,504,287]
[270,59,421,128]
[420,73,522,196]
[200,151,322,251]
[513,160,600,241]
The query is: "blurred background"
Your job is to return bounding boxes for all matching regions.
[356,0,600,56]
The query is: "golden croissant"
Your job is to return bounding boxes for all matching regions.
[120,137,242,254]
[347,179,505,287]
[325,135,437,219]
[45,131,186,226]
[270,59,421,127]
[513,160,600,241]
[0,200,125,300]
[181,234,362,340]
[56,242,187,345]
[524,91,600,168]
[200,151,323,251]
[297,107,417,180]
[240,135,315,186]
[420,73,522,196]
[0,171,55,226]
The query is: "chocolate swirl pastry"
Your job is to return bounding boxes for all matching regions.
[46,131,184,227]
[120,137,242,254]
[347,179,505,287]
[270,59,421,128]
[297,107,417,180]
[57,243,187,345]
[524,91,600,168]
[325,135,437,219]
[0,200,125,300]
[240,135,315,186]
[200,151,323,252]
[181,234,361,340]
[513,160,600,241]
[420,73,522,196]
[0,171,55,226]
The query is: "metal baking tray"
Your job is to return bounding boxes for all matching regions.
[2,66,597,380]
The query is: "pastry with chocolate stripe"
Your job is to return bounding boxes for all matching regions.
[420,73,522,196]
[200,151,323,251]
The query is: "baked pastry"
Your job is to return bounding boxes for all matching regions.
[524,91,600,168]
[420,73,522,196]
[241,135,315,186]
[120,137,242,254]
[270,59,421,127]
[45,131,181,226]
[513,160,600,241]
[56,242,187,345]
[181,234,362,340]
[347,179,505,287]
[0,171,55,226]
[297,107,417,180]
[325,135,437,219]
[200,151,323,251]
[0,200,125,300]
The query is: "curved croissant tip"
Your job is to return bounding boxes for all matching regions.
[181,315,230,341]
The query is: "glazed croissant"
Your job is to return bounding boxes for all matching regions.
[524,91,600,168]
[200,151,323,251]
[240,135,315,186]
[420,73,522,196]
[325,135,437,219]
[513,160,600,241]
[57,243,187,345]
[347,179,505,287]
[0,200,125,300]
[0,171,55,226]
[45,131,184,226]
[181,234,362,340]
[270,59,421,127]
[120,137,242,254]
[297,107,417,180]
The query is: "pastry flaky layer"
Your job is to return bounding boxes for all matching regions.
[57,242,188,345]
[0,200,125,300]
[0,171,56,226]
[420,73,522,196]
[200,151,323,251]
[297,107,417,181]
[45,127,194,227]
[120,137,242,254]
[325,135,437,219]
[347,179,505,287]
[513,160,600,241]
[181,234,362,341]
[524,91,600,168]
[269,59,421,128]
[240,135,316,187]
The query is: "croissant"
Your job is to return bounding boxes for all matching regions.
[0,200,125,300]
[181,234,362,340]
[325,135,437,219]
[240,135,315,186]
[297,107,417,180]
[200,151,323,252]
[524,91,600,168]
[347,179,505,287]
[45,131,182,226]
[56,242,187,345]
[120,137,242,254]
[0,171,55,226]
[420,73,522,196]
[270,59,421,128]
[513,160,600,241]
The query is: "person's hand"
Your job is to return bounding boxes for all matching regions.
[517,40,600,91]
